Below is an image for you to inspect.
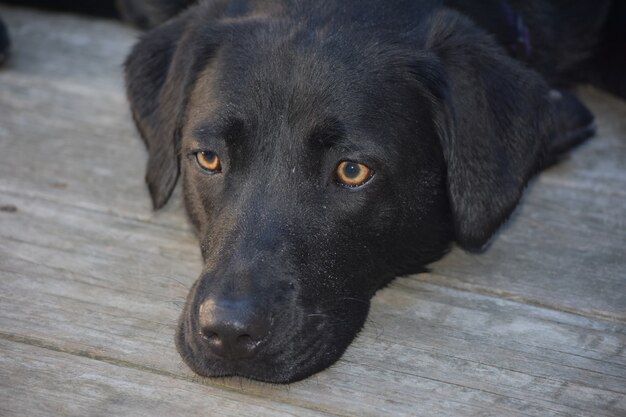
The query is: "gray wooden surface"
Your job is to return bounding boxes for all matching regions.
[0,6,624,417]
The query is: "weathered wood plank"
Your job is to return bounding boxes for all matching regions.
[0,6,136,89]
[0,339,337,417]
[1,192,625,416]
[0,6,188,230]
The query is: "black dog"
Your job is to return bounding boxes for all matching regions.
[124,0,626,383]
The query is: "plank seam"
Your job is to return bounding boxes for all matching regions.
[408,276,626,325]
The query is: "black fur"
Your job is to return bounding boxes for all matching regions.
[123,0,622,383]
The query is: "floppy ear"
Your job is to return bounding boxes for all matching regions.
[125,12,217,209]
[419,10,555,250]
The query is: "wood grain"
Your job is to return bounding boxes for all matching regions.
[0,339,336,417]
[0,5,625,417]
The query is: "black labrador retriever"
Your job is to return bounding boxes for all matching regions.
[122,0,625,383]
[6,0,623,383]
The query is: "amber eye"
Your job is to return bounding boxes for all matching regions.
[335,161,373,188]
[195,151,222,173]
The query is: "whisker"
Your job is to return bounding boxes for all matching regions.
[366,317,385,340]
[164,275,191,290]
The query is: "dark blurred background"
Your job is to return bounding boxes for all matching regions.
[1,0,119,17]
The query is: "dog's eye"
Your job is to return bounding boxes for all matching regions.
[195,151,222,174]
[335,161,373,188]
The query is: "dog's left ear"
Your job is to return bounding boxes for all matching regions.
[416,11,555,250]
[125,11,219,209]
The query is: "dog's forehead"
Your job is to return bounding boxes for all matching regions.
[184,27,421,152]
[196,46,358,123]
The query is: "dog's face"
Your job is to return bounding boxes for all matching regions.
[174,28,456,381]
[126,3,559,383]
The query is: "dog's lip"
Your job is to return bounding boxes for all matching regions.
[190,334,330,382]
[177,292,370,382]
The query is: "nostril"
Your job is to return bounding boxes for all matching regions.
[200,328,219,342]
[237,334,253,345]
[199,327,262,359]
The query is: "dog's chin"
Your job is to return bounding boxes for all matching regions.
[175,301,370,384]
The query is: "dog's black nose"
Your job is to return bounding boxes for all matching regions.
[198,297,270,359]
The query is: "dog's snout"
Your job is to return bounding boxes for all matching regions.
[198,297,271,359]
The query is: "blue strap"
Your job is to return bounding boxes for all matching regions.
[499,0,532,59]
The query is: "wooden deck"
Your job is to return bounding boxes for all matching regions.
[0,6,624,416]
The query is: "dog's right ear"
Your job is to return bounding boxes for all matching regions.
[125,12,218,209]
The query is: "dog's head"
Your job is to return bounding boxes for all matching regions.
[125,3,554,383]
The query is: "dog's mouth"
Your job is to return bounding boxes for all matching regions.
[175,293,370,383]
